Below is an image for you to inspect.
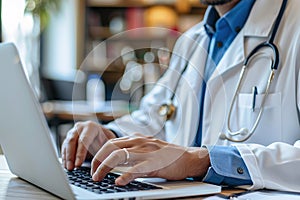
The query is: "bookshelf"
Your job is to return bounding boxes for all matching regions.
[87,0,207,9]
[79,0,207,101]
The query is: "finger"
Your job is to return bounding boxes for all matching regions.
[88,138,101,158]
[65,126,81,170]
[91,141,123,175]
[75,125,98,167]
[90,137,137,170]
[115,162,150,186]
[92,149,128,181]
[91,137,147,175]
[89,127,112,156]
[61,142,66,168]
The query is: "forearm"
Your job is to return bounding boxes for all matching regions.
[186,147,211,178]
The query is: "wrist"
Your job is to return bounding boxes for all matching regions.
[186,147,211,178]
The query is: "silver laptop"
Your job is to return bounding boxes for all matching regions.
[0,43,221,199]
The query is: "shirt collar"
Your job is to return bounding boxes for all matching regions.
[203,6,219,36]
[204,0,255,36]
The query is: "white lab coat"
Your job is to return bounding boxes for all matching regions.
[106,0,300,192]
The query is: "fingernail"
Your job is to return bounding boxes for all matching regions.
[116,177,125,186]
[75,159,80,167]
[92,174,98,181]
[67,161,73,170]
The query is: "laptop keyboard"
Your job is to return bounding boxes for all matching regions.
[66,167,162,194]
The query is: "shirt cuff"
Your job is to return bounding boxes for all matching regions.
[202,145,253,186]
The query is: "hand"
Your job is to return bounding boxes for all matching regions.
[91,136,211,185]
[61,121,117,170]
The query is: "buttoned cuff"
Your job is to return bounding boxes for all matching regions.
[202,145,253,186]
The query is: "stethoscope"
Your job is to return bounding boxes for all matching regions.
[158,63,189,120]
[158,0,288,143]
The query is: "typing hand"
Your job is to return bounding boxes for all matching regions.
[61,121,117,171]
[90,136,211,185]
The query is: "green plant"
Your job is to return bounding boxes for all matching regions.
[25,0,61,30]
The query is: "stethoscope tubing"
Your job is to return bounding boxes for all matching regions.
[223,0,288,142]
[244,41,279,70]
[158,0,288,143]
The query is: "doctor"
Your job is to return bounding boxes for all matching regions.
[62,0,300,192]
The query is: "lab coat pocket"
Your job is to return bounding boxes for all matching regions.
[235,92,282,145]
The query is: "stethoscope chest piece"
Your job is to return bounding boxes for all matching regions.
[158,103,176,120]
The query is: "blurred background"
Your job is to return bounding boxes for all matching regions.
[0,0,207,154]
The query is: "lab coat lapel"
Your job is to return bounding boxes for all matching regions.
[171,26,210,146]
[210,31,245,81]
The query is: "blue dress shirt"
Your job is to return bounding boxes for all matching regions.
[194,0,255,186]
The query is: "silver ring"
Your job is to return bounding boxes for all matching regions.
[123,148,130,165]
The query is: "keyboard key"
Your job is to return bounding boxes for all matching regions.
[66,167,162,194]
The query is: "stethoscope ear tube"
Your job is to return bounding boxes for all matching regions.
[244,42,280,70]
